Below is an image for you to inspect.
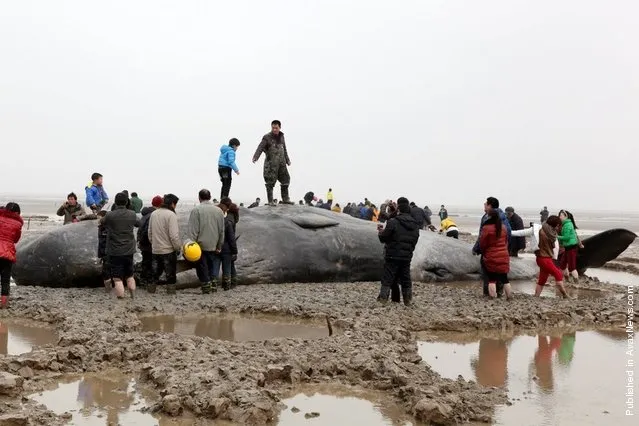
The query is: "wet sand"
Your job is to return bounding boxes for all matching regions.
[0,278,635,425]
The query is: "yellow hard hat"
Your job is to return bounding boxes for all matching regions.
[183,241,202,262]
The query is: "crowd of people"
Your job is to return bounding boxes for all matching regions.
[0,119,585,306]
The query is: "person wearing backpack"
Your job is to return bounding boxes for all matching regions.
[137,195,163,288]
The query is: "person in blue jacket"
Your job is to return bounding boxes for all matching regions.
[218,138,241,200]
[85,172,109,213]
[473,197,511,297]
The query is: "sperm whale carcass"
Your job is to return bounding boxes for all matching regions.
[11,205,637,287]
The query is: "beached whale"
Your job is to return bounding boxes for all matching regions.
[11,205,637,287]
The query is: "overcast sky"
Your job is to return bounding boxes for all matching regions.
[1,0,637,211]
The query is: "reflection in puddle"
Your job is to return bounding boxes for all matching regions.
[30,372,158,425]
[0,319,57,355]
[279,384,414,426]
[418,330,629,425]
[139,314,330,341]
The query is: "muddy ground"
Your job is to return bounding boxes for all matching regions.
[0,277,636,425]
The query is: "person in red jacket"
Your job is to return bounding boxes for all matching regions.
[479,209,512,299]
[0,203,23,308]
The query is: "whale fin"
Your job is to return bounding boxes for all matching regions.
[577,228,637,273]
[291,215,340,229]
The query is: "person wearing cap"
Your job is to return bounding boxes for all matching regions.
[376,197,420,305]
[137,195,163,288]
[473,197,512,297]
[101,192,138,299]
[148,194,182,294]
[505,207,525,257]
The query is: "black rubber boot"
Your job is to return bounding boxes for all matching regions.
[201,281,211,294]
[221,276,231,291]
[402,288,413,306]
[281,185,293,204]
[211,278,218,293]
[377,285,391,302]
[266,185,275,206]
[230,276,238,289]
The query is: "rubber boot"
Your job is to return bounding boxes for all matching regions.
[266,185,275,206]
[211,278,218,293]
[402,288,413,306]
[281,185,293,204]
[377,285,391,302]
[201,281,212,294]
[1,296,8,309]
[221,276,231,291]
[230,276,238,289]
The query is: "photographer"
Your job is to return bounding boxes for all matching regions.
[56,193,86,225]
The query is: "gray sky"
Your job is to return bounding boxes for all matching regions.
[1,0,637,211]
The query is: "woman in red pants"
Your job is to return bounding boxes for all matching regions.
[535,216,569,298]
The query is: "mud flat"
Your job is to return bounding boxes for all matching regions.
[0,279,635,425]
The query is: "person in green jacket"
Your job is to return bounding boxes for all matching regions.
[557,210,582,283]
[130,192,143,214]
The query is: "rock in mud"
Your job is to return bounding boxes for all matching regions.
[413,399,453,424]
[0,373,24,397]
[16,367,34,380]
[162,394,183,416]
[0,413,28,426]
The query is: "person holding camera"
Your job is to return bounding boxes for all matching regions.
[56,193,86,225]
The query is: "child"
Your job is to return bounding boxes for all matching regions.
[218,138,241,200]
[0,203,23,308]
[85,172,109,213]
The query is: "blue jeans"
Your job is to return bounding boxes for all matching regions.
[195,251,221,283]
[221,254,236,278]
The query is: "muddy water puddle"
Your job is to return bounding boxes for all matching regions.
[279,384,415,425]
[29,371,223,426]
[418,330,631,425]
[442,280,608,299]
[0,318,57,355]
[139,313,330,341]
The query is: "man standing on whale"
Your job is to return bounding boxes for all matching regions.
[252,120,292,206]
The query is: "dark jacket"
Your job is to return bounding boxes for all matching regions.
[221,216,238,255]
[410,206,427,229]
[507,213,526,252]
[479,223,510,274]
[137,206,156,252]
[102,206,138,256]
[0,209,23,263]
[304,192,315,205]
[248,201,259,209]
[252,132,290,165]
[378,213,420,261]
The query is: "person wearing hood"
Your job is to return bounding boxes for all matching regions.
[473,197,512,297]
[505,207,525,257]
[218,138,241,200]
[409,202,427,229]
[252,120,292,205]
[137,195,163,287]
[376,197,420,305]
[0,202,23,308]
[534,215,569,298]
